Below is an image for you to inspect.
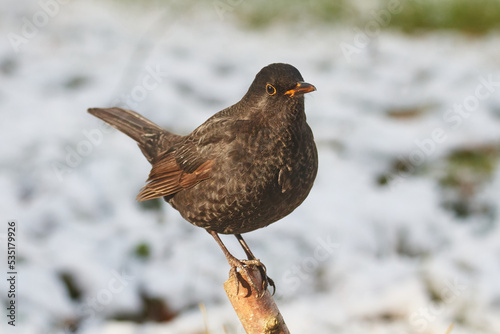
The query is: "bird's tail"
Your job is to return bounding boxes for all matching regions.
[87,107,181,163]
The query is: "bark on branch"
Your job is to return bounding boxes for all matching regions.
[224,267,289,334]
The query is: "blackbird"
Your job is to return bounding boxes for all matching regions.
[88,63,318,295]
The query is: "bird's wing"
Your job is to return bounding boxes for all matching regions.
[136,117,250,201]
[136,148,214,201]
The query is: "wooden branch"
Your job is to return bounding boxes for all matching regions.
[224,267,290,334]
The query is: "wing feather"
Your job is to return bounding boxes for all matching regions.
[136,152,214,201]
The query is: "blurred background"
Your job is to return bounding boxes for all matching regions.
[1,0,500,333]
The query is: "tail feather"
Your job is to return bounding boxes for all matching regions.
[88,107,181,163]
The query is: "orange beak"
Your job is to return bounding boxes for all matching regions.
[284,82,316,97]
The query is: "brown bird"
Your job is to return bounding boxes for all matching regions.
[88,63,318,295]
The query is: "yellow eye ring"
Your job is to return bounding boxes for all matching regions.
[266,84,276,96]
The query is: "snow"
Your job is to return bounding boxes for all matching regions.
[1,1,500,333]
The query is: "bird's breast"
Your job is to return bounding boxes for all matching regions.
[170,121,317,234]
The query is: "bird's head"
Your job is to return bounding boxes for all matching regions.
[243,63,316,111]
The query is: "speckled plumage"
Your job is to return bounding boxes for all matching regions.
[89,63,317,294]
[89,63,318,235]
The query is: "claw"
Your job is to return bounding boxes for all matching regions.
[227,257,262,295]
[256,263,276,296]
[268,277,276,296]
[228,257,275,298]
[248,260,276,297]
[208,231,276,297]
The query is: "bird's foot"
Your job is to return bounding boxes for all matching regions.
[227,257,275,298]
[255,261,276,297]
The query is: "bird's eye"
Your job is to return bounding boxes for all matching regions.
[266,84,276,96]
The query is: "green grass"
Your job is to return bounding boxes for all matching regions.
[439,146,498,189]
[135,242,151,259]
[232,0,353,29]
[387,0,500,34]
[220,0,500,34]
[439,146,499,219]
[116,0,500,34]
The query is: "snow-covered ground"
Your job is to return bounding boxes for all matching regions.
[1,1,500,333]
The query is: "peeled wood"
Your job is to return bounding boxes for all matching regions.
[224,267,290,334]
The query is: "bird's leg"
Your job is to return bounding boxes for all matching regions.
[208,230,266,296]
[235,234,276,296]
[235,233,256,259]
